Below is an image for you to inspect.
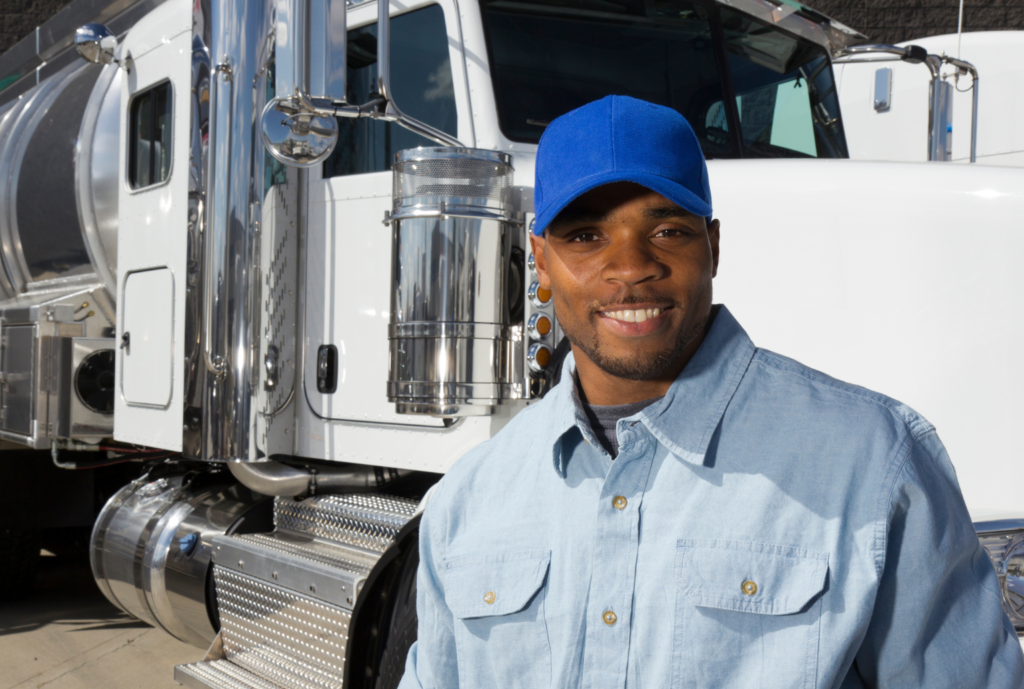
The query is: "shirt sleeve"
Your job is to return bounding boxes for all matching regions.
[398,481,460,689]
[850,430,1024,688]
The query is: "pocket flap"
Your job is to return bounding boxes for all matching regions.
[677,539,828,615]
[444,550,551,619]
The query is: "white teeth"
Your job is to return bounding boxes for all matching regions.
[606,308,663,323]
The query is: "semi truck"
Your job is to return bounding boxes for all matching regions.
[0,0,1021,686]
[836,30,1024,166]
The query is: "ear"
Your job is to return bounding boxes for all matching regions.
[707,218,721,279]
[529,231,551,289]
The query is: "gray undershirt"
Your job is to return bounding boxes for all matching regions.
[574,374,663,458]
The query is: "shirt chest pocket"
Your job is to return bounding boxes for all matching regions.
[673,539,829,689]
[445,550,552,689]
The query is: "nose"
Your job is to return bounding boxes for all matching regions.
[601,235,665,286]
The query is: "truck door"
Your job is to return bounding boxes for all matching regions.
[303,0,473,427]
[114,1,193,450]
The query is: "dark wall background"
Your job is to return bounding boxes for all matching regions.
[1,0,75,53]
[813,0,1024,46]
[0,0,1021,54]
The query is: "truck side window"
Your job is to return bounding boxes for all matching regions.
[720,8,847,158]
[323,4,457,178]
[129,81,173,188]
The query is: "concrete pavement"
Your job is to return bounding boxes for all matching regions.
[0,546,201,689]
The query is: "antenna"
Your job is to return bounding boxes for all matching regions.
[957,0,965,59]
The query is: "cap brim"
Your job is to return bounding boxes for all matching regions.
[533,170,712,235]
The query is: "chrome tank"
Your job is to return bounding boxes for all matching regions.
[387,147,520,416]
[0,59,121,299]
[90,475,271,648]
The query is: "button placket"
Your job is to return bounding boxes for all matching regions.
[582,436,656,689]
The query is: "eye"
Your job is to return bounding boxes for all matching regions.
[653,225,696,239]
[568,231,600,243]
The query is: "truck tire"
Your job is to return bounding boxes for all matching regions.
[375,547,419,689]
[0,528,40,599]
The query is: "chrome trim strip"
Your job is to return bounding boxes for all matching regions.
[385,206,523,225]
[975,519,1024,535]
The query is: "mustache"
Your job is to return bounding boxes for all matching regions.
[590,294,679,311]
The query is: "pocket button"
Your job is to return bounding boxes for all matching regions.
[613,496,627,510]
[484,590,496,604]
[741,580,758,596]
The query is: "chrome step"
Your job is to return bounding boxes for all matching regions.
[273,494,419,552]
[176,659,281,689]
[175,492,418,689]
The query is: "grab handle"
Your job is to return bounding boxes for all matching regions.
[203,61,233,378]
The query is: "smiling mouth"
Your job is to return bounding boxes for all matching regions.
[598,305,672,324]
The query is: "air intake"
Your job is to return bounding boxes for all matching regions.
[386,147,520,417]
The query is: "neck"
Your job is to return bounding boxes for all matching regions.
[573,326,708,406]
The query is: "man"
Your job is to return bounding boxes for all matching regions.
[398,96,1023,688]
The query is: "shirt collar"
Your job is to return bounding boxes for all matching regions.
[546,305,756,476]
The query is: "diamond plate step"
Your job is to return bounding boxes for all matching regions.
[176,659,282,689]
[273,494,418,553]
[176,493,418,689]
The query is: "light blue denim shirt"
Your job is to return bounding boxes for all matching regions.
[399,306,1024,689]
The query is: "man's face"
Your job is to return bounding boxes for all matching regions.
[530,182,720,382]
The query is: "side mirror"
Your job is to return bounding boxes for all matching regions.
[75,24,118,65]
[260,98,338,167]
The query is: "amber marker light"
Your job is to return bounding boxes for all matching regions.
[528,281,552,306]
[528,343,552,372]
[527,313,552,340]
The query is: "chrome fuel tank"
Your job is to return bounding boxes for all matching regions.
[0,58,120,300]
[90,474,272,648]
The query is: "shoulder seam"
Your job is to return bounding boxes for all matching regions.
[873,431,917,578]
[753,353,934,441]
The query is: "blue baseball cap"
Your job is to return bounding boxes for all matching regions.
[533,95,712,235]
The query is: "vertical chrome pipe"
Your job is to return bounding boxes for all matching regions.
[309,0,347,102]
[202,0,274,461]
[276,0,305,101]
[925,56,941,162]
[970,73,979,163]
[376,0,391,102]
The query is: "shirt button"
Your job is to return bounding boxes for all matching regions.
[603,610,617,626]
[484,591,496,604]
[741,580,758,596]
[612,496,627,510]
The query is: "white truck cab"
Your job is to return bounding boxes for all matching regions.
[837,31,1024,166]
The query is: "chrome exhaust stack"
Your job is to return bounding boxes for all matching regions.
[386,147,524,417]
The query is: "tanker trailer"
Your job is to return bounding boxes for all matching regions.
[0,13,128,594]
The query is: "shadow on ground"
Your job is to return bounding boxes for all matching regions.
[0,548,145,637]
[0,537,199,689]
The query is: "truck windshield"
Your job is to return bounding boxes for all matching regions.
[479,0,847,158]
